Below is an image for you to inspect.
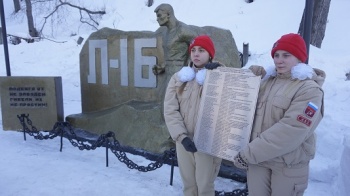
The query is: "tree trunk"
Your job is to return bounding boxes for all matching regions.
[13,0,21,12]
[24,0,38,37]
[299,0,331,48]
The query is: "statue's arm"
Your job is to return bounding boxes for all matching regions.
[179,25,198,44]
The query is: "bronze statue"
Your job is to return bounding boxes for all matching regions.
[152,4,198,76]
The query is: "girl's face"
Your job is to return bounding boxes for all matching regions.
[190,46,210,68]
[273,50,300,74]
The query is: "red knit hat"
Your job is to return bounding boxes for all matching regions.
[271,33,307,63]
[189,35,215,59]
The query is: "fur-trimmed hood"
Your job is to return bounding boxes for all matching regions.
[263,63,326,87]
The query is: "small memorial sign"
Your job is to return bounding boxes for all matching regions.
[0,76,64,131]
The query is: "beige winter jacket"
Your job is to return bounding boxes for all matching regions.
[164,66,205,143]
[243,64,325,167]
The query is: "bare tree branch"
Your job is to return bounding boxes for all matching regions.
[39,3,65,34]
[39,0,106,35]
[58,0,106,15]
[78,10,99,30]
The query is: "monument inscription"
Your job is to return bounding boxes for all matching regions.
[0,77,64,131]
[87,38,157,88]
[9,86,47,107]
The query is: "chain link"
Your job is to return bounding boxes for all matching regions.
[215,188,248,196]
[17,113,247,196]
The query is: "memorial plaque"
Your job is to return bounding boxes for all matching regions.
[193,67,261,161]
[0,77,64,131]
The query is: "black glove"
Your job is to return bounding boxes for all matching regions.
[152,64,165,75]
[205,62,221,70]
[181,137,197,152]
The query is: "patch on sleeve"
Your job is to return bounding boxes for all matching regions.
[297,115,312,126]
[304,102,318,118]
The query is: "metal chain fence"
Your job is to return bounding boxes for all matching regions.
[17,113,248,196]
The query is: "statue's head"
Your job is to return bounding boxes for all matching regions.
[154,4,175,26]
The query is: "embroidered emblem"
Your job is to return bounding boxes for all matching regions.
[304,102,318,118]
[297,115,312,126]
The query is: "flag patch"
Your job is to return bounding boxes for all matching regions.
[297,115,312,126]
[304,102,318,118]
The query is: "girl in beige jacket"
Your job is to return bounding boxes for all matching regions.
[233,33,325,196]
[164,35,222,196]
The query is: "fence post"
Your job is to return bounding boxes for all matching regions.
[0,0,11,76]
[20,114,27,141]
[106,143,109,167]
[170,158,174,186]
[242,42,249,67]
[60,127,64,152]
[0,27,3,45]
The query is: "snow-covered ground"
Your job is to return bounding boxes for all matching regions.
[1,0,349,195]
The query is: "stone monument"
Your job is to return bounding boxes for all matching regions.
[66,4,242,154]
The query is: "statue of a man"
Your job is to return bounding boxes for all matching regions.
[152,4,198,76]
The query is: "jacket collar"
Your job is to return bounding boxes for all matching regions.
[177,66,207,85]
[263,63,325,87]
[264,63,313,80]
